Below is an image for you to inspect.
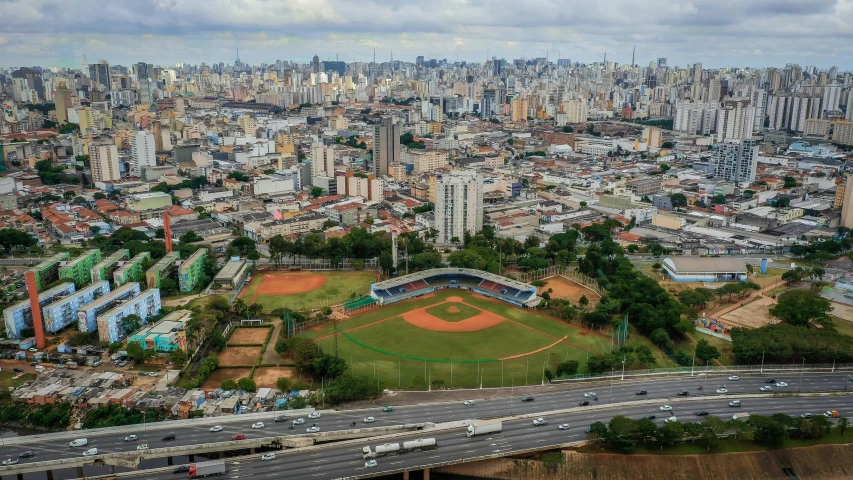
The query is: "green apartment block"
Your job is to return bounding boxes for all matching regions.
[59,249,102,287]
[178,248,207,293]
[31,252,71,291]
[113,252,152,286]
[91,249,130,282]
[146,251,180,289]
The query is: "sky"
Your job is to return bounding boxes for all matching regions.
[2,0,853,70]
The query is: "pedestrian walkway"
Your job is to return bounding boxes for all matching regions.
[261,318,284,365]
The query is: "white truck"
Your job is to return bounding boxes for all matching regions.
[466,419,502,438]
[68,438,88,447]
[732,412,750,421]
[362,438,437,459]
[189,459,226,478]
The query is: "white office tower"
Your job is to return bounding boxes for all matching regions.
[715,99,755,142]
[822,84,842,116]
[131,130,156,177]
[310,142,335,178]
[711,139,758,185]
[435,171,484,245]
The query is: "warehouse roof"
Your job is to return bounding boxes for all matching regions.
[664,257,748,273]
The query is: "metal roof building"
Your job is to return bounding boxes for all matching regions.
[662,257,748,283]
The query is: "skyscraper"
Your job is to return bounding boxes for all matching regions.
[131,131,156,178]
[711,139,758,184]
[435,171,484,245]
[312,54,320,74]
[136,62,149,80]
[692,62,703,84]
[657,58,667,69]
[12,67,45,102]
[54,83,73,124]
[310,142,335,179]
[89,60,111,91]
[372,117,400,177]
[90,140,121,183]
[715,99,755,142]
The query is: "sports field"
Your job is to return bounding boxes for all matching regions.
[238,270,377,312]
[305,290,617,388]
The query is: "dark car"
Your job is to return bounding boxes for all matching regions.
[646,415,656,420]
[765,379,776,384]
[579,400,590,406]
[29,362,38,367]
[162,434,176,441]
[695,411,709,416]
[636,390,648,395]
[521,396,534,402]
[274,416,287,423]
[676,390,690,397]
[19,451,34,458]
[12,368,23,373]
[173,466,190,474]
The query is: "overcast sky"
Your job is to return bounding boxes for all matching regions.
[2,0,853,70]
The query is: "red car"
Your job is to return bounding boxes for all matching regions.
[232,434,245,441]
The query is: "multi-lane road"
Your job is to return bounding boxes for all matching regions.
[1,372,850,480]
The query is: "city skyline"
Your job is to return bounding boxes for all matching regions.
[2,0,853,68]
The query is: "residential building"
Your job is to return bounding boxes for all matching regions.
[803,119,833,139]
[403,149,449,174]
[373,117,401,177]
[58,249,102,286]
[178,249,207,293]
[715,99,755,142]
[41,282,111,335]
[114,252,152,286]
[129,310,192,353]
[77,282,140,333]
[511,96,528,122]
[131,130,156,177]
[54,84,73,124]
[310,142,335,178]
[642,127,662,148]
[3,283,75,338]
[337,173,383,202]
[76,107,95,133]
[126,192,172,211]
[28,253,70,291]
[96,288,162,344]
[674,101,718,135]
[840,176,853,229]
[711,139,759,184]
[91,249,130,282]
[561,98,588,124]
[245,211,327,241]
[832,121,853,146]
[90,141,121,183]
[435,170,484,245]
[146,251,181,289]
[627,178,663,196]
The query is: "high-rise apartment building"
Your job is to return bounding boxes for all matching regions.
[310,142,335,178]
[711,139,758,184]
[822,84,842,116]
[312,54,320,74]
[692,62,703,84]
[715,99,755,142]
[768,93,821,132]
[54,84,73,124]
[435,171,484,245]
[840,176,853,228]
[90,140,121,183]
[77,106,95,133]
[674,101,718,135]
[562,99,588,124]
[373,117,400,177]
[131,131,156,177]
[511,96,528,122]
[832,121,853,146]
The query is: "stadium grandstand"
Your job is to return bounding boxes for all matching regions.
[370,268,541,307]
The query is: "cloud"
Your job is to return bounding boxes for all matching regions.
[1,0,852,67]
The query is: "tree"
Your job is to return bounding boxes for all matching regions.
[310,186,325,198]
[324,373,382,404]
[290,336,322,372]
[743,189,755,198]
[210,330,227,351]
[649,243,664,257]
[276,377,292,393]
[221,379,238,390]
[561,126,574,133]
[783,176,797,188]
[0,228,37,253]
[169,349,188,367]
[93,192,107,200]
[180,231,202,243]
[669,193,687,208]
[555,360,579,377]
[237,377,257,392]
[378,250,394,276]
[657,421,685,446]
[121,314,142,336]
[694,339,721,363]
[782,267,807,285]
[711,194,727,205]
[770,289,832,327]
[227,171,250,182]
[839,417,848,436]
[312,353,347,379]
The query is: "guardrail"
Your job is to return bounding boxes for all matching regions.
[552,363,853,383]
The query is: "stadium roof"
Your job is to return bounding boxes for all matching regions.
[372,268,536,291]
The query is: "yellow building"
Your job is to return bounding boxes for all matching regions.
[832,121,853,146]
[642,127,662,148]
[77,107,95,133]
[511,96,528,122]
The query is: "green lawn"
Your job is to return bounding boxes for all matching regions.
[0,371,35,389]
[311,290,614,388]
[244,271,377,312]
[625,428,853,455]
[622,335,677,368]
[831,316,853,337]
[693,331,736,366]
[424,302,481,322]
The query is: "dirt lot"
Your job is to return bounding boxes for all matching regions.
[228,327,270,345]
[202,368,252,389]
[830,301,853,321]
[719,296,778,328]
[217,346,262,366]
[542,276,601,305]
[252,366,299,388]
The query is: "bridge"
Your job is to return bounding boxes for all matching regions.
[1,371,850,480]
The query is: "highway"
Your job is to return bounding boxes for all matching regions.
[87,395,853,480]
[0,371,850,479]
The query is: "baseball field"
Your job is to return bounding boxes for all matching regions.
[303,289,614,388]
[238,270,378,312]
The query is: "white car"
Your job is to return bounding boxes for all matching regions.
[308,412,321,419]
[558,424,570,430]
[665,416,678,423]
[728,376,739,381]
[28,348,38,352]
[533,418,547,426]
[124,435,138,442]
[251,422,265,429]
[760,386,772,392]
[2,459,19,466]
[261,453,276,461]
[716,388,728,394]
[463,400,475,406]
[365,460,378,468]
[82,448,98,456]
[136,444,148,451]
[292,418,305,425]
[306,426,320,433]
[209,425,223,432]
[583,392,597,398]
[659,405,672,411]
[777,382,788,387]
[363,417,375,423]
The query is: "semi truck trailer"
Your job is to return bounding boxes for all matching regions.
[362,438,437,459]
[466,419,502,438]
[188,460,226,478]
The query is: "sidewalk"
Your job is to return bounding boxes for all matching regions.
[261,318,284,365]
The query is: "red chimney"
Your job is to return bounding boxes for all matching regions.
[25,271,46,349]
[164,213,173,253]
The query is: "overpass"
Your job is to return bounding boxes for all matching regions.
[1,371,851,479]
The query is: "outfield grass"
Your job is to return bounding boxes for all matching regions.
[831,315,853,338]
[311,290,629,388]
[244,271,376,312]
[425,302,481,322]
